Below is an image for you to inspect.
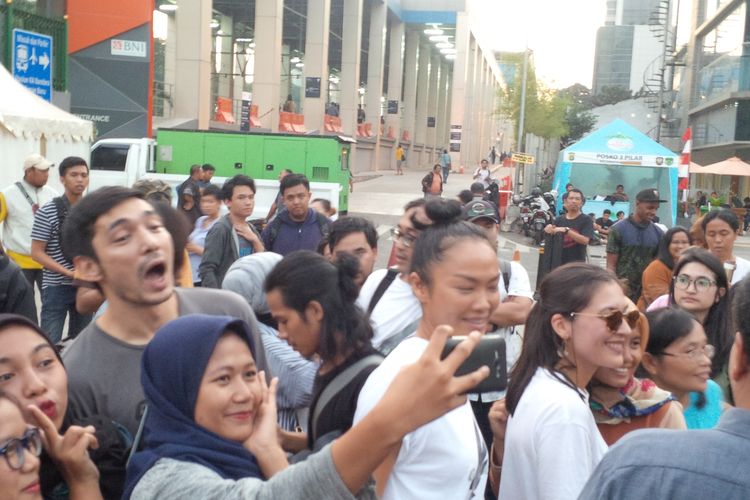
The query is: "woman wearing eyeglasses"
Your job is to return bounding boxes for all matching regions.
[637,226,692,311]
[642,308,724,429]
[0,391,42,499]
[0,314,101,500]
[498,263,631,500]
[589,299,687,445]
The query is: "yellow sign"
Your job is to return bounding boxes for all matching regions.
[512,153,535,164]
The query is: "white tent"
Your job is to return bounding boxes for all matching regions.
[0,64,93,191]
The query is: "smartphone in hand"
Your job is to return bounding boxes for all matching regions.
[441,334,507,393]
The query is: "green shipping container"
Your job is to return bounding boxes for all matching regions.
[154,129,353,213]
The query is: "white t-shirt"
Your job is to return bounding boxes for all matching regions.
[499,368,607,500]
[356,269,422,349]
[732,256,750,285]
[354,337,487,499]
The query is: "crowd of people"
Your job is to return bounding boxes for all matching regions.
[0,151,749,500]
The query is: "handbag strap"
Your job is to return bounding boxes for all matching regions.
[14,182,37,208]
[311,354,383,442]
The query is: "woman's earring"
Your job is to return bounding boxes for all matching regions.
[557,343,568,358]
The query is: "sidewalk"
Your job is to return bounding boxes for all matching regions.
[349,168,475,216]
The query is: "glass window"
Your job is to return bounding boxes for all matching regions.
[91,145,129,172]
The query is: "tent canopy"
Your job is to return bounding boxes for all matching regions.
[553,119,679,225]
[0,64,93,142]
[690,157,750,176]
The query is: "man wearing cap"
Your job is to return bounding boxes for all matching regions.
[607,188,665,302]
[544,188,594,264]
[463,199,533,453]
[0,153,58,297]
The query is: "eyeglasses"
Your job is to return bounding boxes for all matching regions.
[0,428,42,470]
[674,274,717,292]
[660,344,715,361]
[390,227,418,248]
[569,309,641,332]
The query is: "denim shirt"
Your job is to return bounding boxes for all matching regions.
[579,408,750,499]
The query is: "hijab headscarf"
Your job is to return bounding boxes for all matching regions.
[123,314,262,499]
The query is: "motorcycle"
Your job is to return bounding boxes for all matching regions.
[512,189,556,245]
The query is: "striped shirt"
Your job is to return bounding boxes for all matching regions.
[30,199,73,288]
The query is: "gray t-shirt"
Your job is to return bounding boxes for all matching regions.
[62,287,268,437]
[131,445,374,500]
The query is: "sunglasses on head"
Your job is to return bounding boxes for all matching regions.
[569,309,640,331]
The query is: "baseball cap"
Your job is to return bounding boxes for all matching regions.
[23,153,54,171]
[636,188,667,203]
[463,200,499,224]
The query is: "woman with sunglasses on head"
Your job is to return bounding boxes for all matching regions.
[589,299,686,444]
[123,314,492,499]
[642,308,723,429]
[0,314,102,500]
[637,226,691,311]
[354,201,498,499]
[0,391,43,500]
[499,263,631,500]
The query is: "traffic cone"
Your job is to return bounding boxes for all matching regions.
[459,165,465,174]
[512,248,521,262]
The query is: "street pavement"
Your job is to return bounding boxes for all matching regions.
[348,167,750,289]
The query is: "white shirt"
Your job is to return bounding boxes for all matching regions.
[732,256,750,285]
[356,269,422,349]
[0,180,57,261]
[499,368,607,500]
[354,337,487,500]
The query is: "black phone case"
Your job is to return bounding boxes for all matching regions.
[441,334,507,393]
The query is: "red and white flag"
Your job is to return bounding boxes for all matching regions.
[678,127,691,191]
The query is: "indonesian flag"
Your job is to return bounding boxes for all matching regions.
[678,127,691,191]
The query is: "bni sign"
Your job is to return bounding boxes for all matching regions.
[111,39,148,58]
[12,29,53,101]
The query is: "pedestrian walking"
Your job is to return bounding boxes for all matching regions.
[421,165,443,200]
[439,149,452,183]
[544,188,594,264]
[395,144,405,175]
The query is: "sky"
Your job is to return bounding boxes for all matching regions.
[472,0,608,89]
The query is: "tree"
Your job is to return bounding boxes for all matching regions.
[592,85,632,107]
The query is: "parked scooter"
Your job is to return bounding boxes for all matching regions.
[512,187,556,245]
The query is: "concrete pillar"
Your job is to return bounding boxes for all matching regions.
[385,18,405,169]
[401,29,419,167]
[415,42,431,165]
[340,0,363,169]
[303,0,331,132]
[174,0,212,129]
[425,52,440,156]
[435,62,449,154]
[448,12,470,170]
[476,60,488,161]
[366,1,387,133]
[463,38,478,167]
[254,0,283,131]
[439,65,452,148]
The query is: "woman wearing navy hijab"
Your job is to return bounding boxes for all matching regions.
[124,314,493,499]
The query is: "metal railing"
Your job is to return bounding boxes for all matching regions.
[0,3,67,91]
[693,43,749,107]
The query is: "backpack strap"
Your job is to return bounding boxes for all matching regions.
[52,196,71,231]
[311,354,383,442]
[315,211,331,240]
[377,319,419,356]
[367,268,399,314]
[265,215,284,250]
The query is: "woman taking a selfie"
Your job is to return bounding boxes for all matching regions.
[354,200,499,499]
[123,314,491,499]
[499,263,632,500]
[0,314,102,499]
